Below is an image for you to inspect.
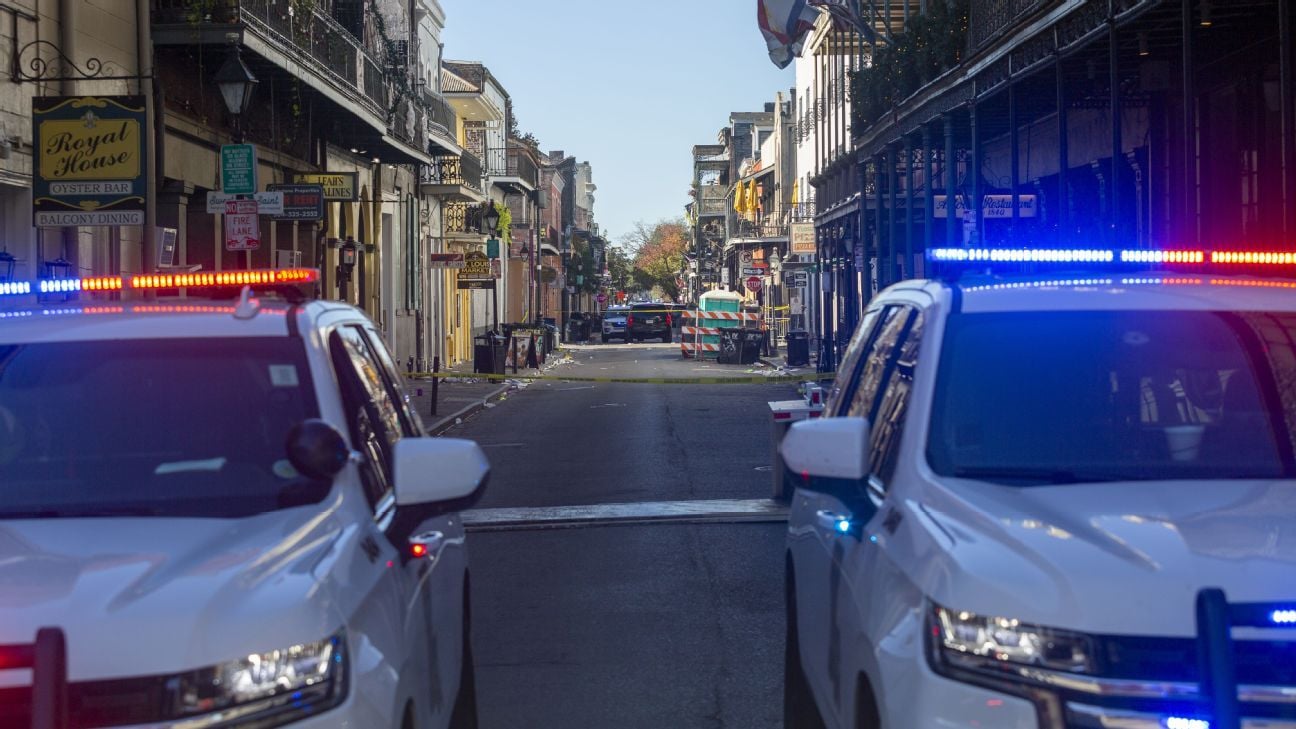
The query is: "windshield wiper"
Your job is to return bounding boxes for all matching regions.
[950,466,1133,486]
[0,506,163,519]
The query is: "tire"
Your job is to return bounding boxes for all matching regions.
[449,589,479,729]
[785,566,827,729]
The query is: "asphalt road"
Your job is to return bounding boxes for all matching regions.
[445,342,800,729]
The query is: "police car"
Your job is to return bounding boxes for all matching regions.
[782,248,1296,729]
[0,270,486,729]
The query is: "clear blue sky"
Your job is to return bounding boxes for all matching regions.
[441,0,794,245]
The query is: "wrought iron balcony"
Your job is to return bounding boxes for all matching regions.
[507,146,539,189]
[444,202,486,237]
[785,202,817,222]
[482,147,508,178]
[420,152,484,201]
[733,219,788,239]
[968,0,1060,53]
[423,90,458,146]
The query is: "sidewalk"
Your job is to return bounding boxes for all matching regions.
[402,348,577,434]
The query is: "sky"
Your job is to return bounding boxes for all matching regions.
[441,0,794,247]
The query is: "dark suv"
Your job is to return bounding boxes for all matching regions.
[627,303,673,343]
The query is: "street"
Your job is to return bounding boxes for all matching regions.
[447,343,799,728]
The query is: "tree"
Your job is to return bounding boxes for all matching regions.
[621,218,690,301]
[607,244,635,294]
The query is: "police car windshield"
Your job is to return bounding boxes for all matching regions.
[0,338,322,518]
[928,310,1296,485]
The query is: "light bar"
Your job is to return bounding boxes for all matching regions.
[1120,250,1205,264]
[929,248,1115,263]
[0,281,31,296]
[130,268,318,289]
[1164,718,1209,729]
[37,276,123,294]
[1211,251,1296,265]
[1270,609,1296,625]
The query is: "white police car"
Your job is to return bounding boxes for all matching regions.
[0,270,486,729]
[782,249,1296,729]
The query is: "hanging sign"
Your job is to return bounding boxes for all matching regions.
[933,194,1037,218]
[267,184,325,220]
[457,250,494,289]
[790,222,816,254]
[32,96,146,227]
[428,252,466,268]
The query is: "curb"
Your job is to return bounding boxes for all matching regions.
[426,383,511,436]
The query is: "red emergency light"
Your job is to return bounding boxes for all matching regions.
[130,268,319,289]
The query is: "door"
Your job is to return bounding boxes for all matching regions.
[358,323,467,725]
[788,304,893,720]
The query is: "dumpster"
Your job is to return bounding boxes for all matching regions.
[785,330,810,367]
[473,333,507,375]
[718,328,764,365]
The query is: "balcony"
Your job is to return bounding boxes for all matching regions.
[968,0,1058,53]
[443,201,486,238]
[485,145,538,192]
[151,0,426,161]
[420,152,486,202]
[731,219,788,240]
[422,90,460,153]
[698,185,728,217]
[784,202,816,222]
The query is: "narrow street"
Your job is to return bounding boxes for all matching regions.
[447,343,798,728]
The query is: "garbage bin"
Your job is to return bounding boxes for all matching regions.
[719,328,764,365]
[473,333,507,375]
[786,330,810,367]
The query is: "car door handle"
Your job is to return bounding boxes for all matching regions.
[815,510,856,536]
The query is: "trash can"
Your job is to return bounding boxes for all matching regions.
[719,328,764,365]
[473,333,507,375]
[785,330,810,367]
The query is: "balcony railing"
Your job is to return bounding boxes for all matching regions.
[424,90,457,141]
[968,0,1057,52]
[444,202,486,236]
[152,0,423,142]
[481,147,508,177]
[733,219,787,239]
[784,202,817,222]
[507,146,539,188]
[420,152,483,191]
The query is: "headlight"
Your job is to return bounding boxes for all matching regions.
[932,603,1094,676]
[167,632,347,727]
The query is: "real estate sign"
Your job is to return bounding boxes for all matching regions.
[32,96,147,227]
[292,172,358,201]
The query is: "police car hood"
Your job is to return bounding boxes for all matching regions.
[914,478,1296,636]
[0,503,348,681]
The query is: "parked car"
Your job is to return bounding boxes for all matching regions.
[627,303,673,343]
[602,306,629,343]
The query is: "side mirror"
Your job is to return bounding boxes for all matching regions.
[780,417,870,489]
[393,437,489,511]
[285,420,350,480]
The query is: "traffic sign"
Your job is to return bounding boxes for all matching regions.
[206,191,283,215]
[746,276,762,293]
[596,293,607,304]
[220,144,257,195]
[224,200,260,251]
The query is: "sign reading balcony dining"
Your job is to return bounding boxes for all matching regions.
[32,96,146,227]
[933,194,1037,219]
[292,172,358,201]
[456,250,495,289]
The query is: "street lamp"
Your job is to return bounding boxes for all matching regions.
[214,43,258,142]
[481,203,500,235]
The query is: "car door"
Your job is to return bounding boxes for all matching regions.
[788,304,894,718]
[832,305,927,725]
[356,324,467,726]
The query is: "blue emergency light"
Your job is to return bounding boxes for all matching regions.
[0,269,318,298]
[1164,718,1209,729]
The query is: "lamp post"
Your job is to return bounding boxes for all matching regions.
[480,202,501,332]
[769,249,783,355]
[214,43,258,143]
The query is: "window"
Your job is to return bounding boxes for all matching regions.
[826,306,890,415]
[869,310,925,485]
[0,338,319,519]
[330,327,405,510]
[357,326,423,437]
[845,308,911,419]
[928,311,1296,485]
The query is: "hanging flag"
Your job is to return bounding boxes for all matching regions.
[758,0,821,69]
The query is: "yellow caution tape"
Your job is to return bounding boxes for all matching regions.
[407,370,834,385]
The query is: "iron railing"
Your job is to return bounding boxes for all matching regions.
[424,90,457,141]
[420,153,483,190]
[734,219,787,239]
[507,146,540,187]
[968,0,1059,52]
[444,201,485,235]
[784,202,817,222]
[481,147,508,177]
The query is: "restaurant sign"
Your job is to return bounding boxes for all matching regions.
[32,96,147,227]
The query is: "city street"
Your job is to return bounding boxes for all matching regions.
[447,343,799,728]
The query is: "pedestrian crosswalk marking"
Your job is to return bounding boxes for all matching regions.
[462,498,788,532]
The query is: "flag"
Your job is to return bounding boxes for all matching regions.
[758,0,821,69]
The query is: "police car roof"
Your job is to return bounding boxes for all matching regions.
[902,274,1296,314]
[0,299,352,344]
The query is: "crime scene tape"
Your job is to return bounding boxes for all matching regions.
[405,370,834,385]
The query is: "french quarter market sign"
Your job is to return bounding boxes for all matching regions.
[33,96,146,228]
[292,172,359,202]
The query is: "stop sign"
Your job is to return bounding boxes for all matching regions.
[596,293,607,304]
[746,276,762,292]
